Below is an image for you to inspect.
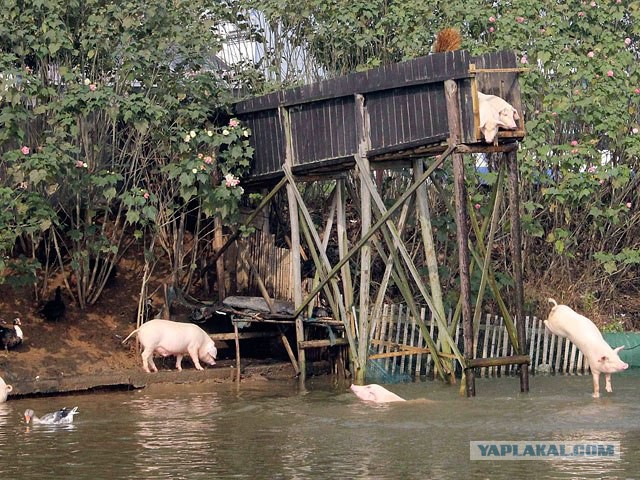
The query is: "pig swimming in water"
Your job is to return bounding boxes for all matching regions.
[544,299,628,398]
[123,319,218,373]
[350,384,406,403]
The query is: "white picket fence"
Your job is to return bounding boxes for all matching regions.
[368,305,588,380]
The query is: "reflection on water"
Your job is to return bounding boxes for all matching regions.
[0,370,639,479]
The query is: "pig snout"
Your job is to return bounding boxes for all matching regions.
[201,343,218,366]
[599,358,628,373]
[603,346,629,372]
[608,358,628,372]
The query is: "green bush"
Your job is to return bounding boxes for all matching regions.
[0,0,254,306]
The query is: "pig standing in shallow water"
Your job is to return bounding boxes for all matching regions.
[545,298,628,398]
[350,384,406,403]
[123,319,217,373]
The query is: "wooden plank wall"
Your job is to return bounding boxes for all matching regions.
[242,109,285,177]
[369,306,590,380]
[234,49,505,179]
[366,83,449,155]
[289,96,358,164]
[235,230,294,301]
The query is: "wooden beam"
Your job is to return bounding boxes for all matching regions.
[467,355,531,368]
[370,199,411,338]
[414,158,449,366]
[279,327,300,375]
[455,143,519,154]
[369,350,429,360]
[280,106,305,380]
[471,165,504,357]
[282,166,359,368]
[210,331,280,341]
[299,338,349,349]
[336,179,354,340]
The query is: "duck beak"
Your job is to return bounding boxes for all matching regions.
[24,415,31,423]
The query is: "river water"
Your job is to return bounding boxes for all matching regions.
[1,370,638,480]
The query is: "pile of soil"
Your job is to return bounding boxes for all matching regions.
[0,255,152,385]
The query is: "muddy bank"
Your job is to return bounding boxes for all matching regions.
[4,359,338,398]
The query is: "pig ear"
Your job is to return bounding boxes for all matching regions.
[613,346,625,353]
[513,109,520,121]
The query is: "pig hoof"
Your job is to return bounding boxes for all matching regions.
[592,392,600,398]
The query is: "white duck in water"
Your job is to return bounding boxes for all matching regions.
[24,407,79,425]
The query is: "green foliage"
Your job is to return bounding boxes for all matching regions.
[242,0,640,300]
[601,319,625,333]
[0,0,254,303]
[1,0,639,305]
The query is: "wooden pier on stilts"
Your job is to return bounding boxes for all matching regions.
[221,49,529,396]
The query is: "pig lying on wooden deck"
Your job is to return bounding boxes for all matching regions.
[123,319,218,373]
[477,92,520,143]
[544,299,628,398]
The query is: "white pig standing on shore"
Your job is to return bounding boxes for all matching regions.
[544,298,628,398]
[123,319,217,373]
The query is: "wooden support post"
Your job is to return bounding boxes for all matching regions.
[355,93,372,384]
[291,145,455,319]
[353,154,464,381]
[214,215,226,300]
[278,326,300,375]
[507,149,529,393]
[445,79,475,397]
[283,166,360,372]
[280,106,305,381]
[471,166,504,357]
[336,180,355,365]
[370,200,411,337]
[233,321,241,383]
[414,158,453,380]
